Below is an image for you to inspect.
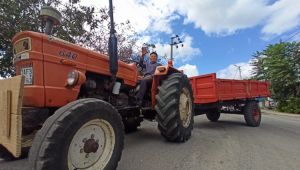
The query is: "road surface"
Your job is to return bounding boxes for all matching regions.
[1,111,300,170]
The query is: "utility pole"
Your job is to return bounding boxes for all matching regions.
[234,65,242,80]
[170,35,184,61]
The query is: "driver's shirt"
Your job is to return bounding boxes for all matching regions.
[139,56,162,76]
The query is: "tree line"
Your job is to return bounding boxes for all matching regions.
[0,0,137,77]
[251,41,300,114]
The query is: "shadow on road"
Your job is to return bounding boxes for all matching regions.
[194,120,246,130]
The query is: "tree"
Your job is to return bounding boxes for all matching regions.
[251,41,300,113]
[0,0,137,78]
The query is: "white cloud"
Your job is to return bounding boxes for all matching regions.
[172,0,269,36]
[262,0,300,36]
[75,0,299,39]
[178,64,199,77]
[78,0,177,34]
[217,60,254,79]
[154,35,201,62]
[171,0,300,37]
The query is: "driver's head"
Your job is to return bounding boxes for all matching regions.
[150,52,158,62]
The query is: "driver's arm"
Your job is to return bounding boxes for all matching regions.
[139,47,147,69]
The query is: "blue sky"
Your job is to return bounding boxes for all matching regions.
[80,0,300,78]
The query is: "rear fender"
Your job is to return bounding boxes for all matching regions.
[151,66,182,108]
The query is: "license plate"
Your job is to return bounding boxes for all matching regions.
[21,67,33,85]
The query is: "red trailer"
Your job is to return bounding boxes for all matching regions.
[189,73,270,126]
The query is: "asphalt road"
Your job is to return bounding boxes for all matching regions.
[1,111,300,170]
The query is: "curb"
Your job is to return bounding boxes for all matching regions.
[261,109,300,117]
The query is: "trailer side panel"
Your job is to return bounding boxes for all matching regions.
[190,73,270,104]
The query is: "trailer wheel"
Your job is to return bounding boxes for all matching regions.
[206,111,220,122]
[155,73,194,142]
[28,98,124,170]
[244,101,261,127]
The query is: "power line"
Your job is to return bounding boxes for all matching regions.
[285,29,300,42]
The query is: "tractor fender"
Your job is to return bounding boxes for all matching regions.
[151,66,182,108]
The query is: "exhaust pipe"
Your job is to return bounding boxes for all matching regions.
[108,0,118,78]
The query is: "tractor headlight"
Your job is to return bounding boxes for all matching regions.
[67,70,79,86]
[66,70,86,87]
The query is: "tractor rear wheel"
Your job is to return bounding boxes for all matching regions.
[244,101,261,127]
[28,98,124,170]
[206,111,221,122]
[155,73,194,142]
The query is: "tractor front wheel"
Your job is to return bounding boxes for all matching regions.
[155,73,194,142]
[28,98,124,170]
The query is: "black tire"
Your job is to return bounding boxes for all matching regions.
[123,118,141,133]
[155,73,194,142]
[244,101,261,127]
[206,111,220,122]
[28,98,124,170]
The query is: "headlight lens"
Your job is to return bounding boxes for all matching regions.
[67,70,79,86]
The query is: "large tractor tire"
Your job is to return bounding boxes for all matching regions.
[206,111,221,122]
[155,73,194,142]
[28,98,124,170]
[244,101,261,127]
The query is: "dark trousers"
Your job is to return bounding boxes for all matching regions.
[136,76,152,101]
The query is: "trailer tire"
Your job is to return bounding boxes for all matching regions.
[206,111,220,122]
[155,73,194,142]
[244,101,261,127]
[28,98,124,170]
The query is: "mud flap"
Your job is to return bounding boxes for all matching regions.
[0,76,24,157]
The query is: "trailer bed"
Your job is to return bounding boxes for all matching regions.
[189,73,270,104]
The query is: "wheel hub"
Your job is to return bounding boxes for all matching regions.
[68,119,115,169]
[179,88,192,128]
[84,138,99,154]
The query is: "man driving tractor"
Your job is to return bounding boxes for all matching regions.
[136,47,161,106]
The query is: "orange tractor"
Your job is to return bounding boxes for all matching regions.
[0,1,194,169]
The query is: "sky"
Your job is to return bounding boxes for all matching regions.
[70,0,300,78]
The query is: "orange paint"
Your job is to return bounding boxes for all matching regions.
[12,31,138,107]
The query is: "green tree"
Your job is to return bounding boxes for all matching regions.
[251,41,300,113]
[0,0,137,78]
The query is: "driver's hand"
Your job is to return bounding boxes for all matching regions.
[141,47,147,56]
